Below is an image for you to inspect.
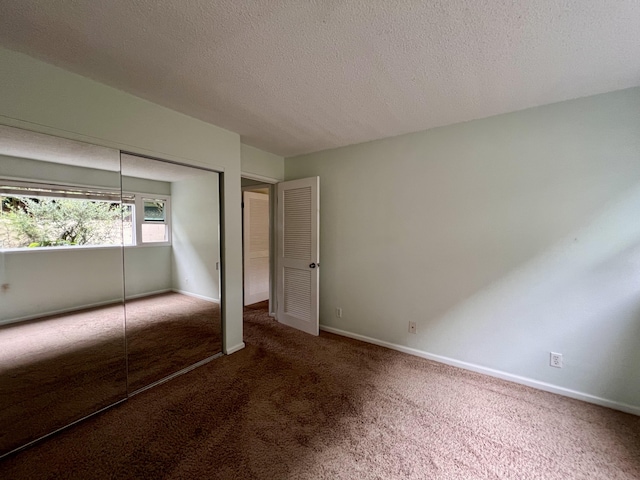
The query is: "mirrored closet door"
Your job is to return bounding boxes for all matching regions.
[0,127,223,458]
[0,126,127,455]
[120,154,222,393]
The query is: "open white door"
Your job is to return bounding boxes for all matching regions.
[243,191,270,306]
[276,176,320,335]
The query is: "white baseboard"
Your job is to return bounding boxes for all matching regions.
[125,289,172,300]
[225,342,245,355]
[1,298,123,326]
[320,325,640,417]
[172,289,219,303]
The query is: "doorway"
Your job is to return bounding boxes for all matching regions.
[241,178,274,313]
[241,174,320,336]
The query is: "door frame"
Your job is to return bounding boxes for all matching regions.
[241,173,279,317]
[242,189,270,306]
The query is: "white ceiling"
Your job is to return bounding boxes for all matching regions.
[0,124,119,171]
[120,153,208,182]
[0,1,638,157]
[0,125,205,182]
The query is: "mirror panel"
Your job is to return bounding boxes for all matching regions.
[120,154,222,392]
[0,126,127,455]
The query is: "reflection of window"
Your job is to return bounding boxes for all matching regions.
[0,180,123,249]
[0,180,171,249]
[141,197,169,244]
[124,193,171,246]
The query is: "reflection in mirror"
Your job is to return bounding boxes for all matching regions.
[0,125,127,456]
[120,154,222,392]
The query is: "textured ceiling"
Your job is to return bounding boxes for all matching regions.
[0,125,203,182]
[0,124,119,171]
[121,153,207,182]
[0,1,638,157]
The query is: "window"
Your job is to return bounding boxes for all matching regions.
[0,180,124,249]
[0,180,170,249]
[128,195,171,245]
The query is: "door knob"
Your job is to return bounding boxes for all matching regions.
[309,263,316,268]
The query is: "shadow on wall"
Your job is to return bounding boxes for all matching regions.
[422,183,640,408]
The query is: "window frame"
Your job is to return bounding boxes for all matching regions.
[0,179,172,250]
[0,179,124,251]
[126,192,172,248]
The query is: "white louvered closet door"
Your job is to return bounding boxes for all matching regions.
[276,177,320,335]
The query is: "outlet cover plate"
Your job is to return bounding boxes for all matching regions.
[550,352,563,368]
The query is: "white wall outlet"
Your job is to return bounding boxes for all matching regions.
[409,321,417,334]
[550,352,563,368]
[336,307,342,318]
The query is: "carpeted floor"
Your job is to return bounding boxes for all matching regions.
[1,301,639,479]
[0,293,220,455]
[126,293,221,391]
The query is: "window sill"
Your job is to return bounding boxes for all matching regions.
[1,243,172,253]
[125,242,171,249]
[0,244,123,254]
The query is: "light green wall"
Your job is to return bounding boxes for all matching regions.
[1,247,125,322]
[0,47,244,353]
[122,176,170,195]
[286,87,640,412]
[241,144,284,181]
[171,173,221,301]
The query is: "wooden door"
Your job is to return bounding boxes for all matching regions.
[243,191,270,306]
[276,177,320,335]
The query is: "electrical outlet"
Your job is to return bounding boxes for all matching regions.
[550,352,563,368]
[335,307,342,318]
[409,321,417,334]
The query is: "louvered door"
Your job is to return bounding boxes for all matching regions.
[276,177,319,335]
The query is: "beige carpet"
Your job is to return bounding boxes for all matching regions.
[126,293,221,391]
[0,293,221,455]
[1,301,639,479]
[0,304,127,456]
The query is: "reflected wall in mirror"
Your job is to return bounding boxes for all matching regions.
[0,125,127,455]
[120,154,222,392]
